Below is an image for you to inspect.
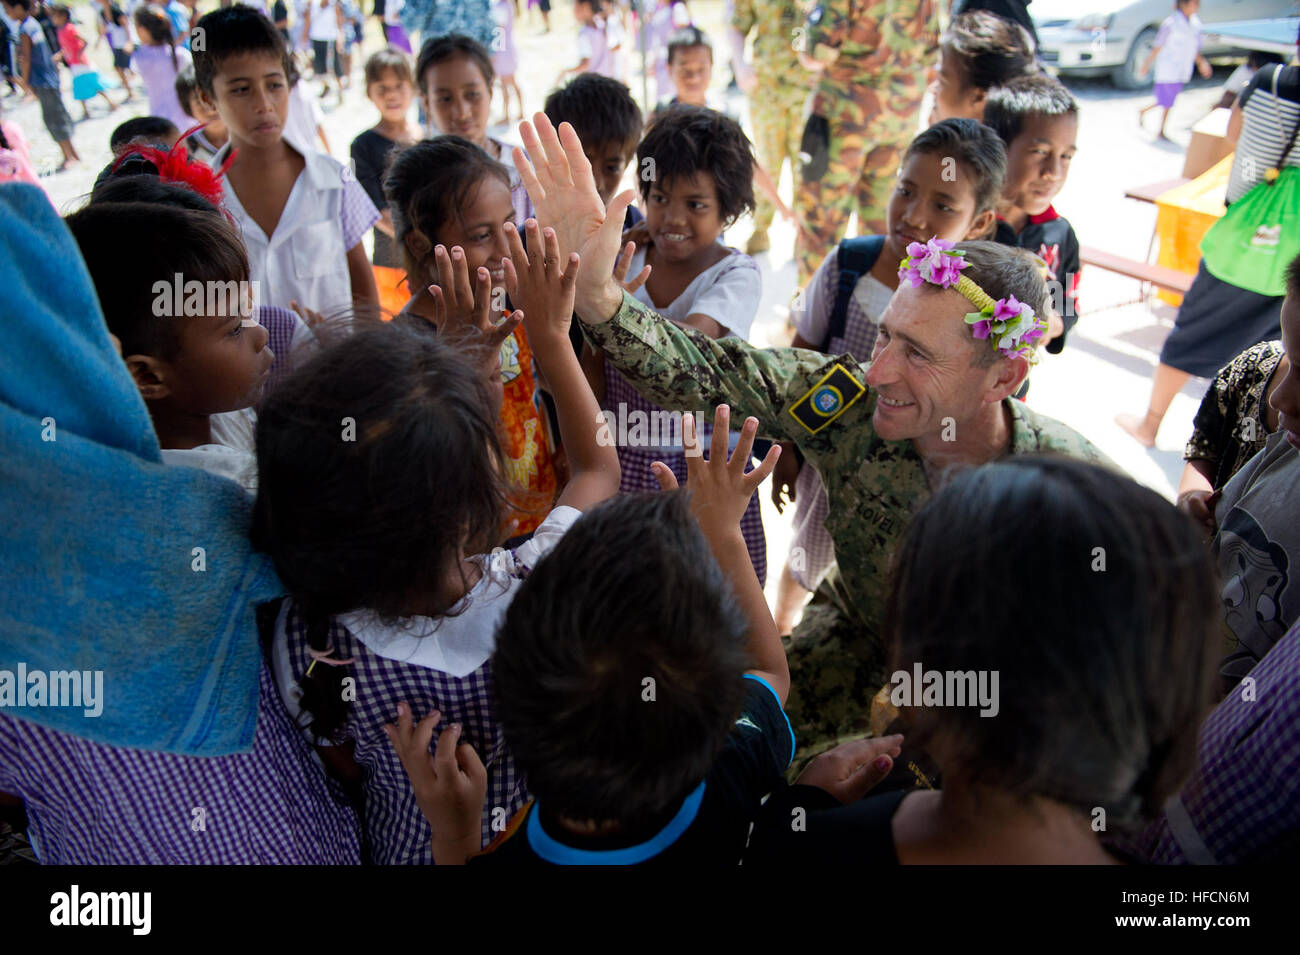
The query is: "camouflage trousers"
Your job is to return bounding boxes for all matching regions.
[794,75,927,284]
[781,571,888,776]
[749,81,809,237]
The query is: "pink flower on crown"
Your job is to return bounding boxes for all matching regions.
[899,237,968,288]
[991,295,1028,324]
[969,317,992,339]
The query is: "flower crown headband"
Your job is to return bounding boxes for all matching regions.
[897,238,1047,362]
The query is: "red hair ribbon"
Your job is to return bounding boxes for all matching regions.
[111,123,238,207]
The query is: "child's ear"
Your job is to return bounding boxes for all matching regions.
[404,229,433,263]
[965,208,997,240]
[196,87,218,117]
[124,354,173,402]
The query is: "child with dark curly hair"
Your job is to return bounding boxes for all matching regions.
[589,104,770,585]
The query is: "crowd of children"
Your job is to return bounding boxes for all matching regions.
[2,1,1299,869]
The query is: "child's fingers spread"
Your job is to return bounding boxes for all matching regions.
[743,441,782,493]
[514,134,548,193]
[680,406,702,460]
[502,255,520,299]
[728,416,759,476]
[560,252,581,290]
[709,404,730,466]
[624,264,652,295]
[525,218,543,266]
[542,226,562,276]
[504,220,529,272]
[614,240,634,280]
[494,311,523,346]
[650,460,679,491]
[473,268,492,325]
[451,248,474,307]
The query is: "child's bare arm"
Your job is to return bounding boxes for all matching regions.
[652,406,790,702]
[346,241,379,312]
[504,219,620,512]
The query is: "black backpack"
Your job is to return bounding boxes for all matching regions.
[821,234,886,352]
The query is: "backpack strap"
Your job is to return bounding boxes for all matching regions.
[823,234,886,352]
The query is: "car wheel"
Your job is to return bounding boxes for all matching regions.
[1113,26,1157,90]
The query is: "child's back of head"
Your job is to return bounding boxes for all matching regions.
[109,115,180,154]
[494,491,752,830]
[252,321,509,661]
[885,455,1218,828]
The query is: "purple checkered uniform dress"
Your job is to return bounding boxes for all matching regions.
[1124,618,1300,863]
[788,248,894,589]
[0,661,361,864]
[269,507,585,866]
[255,304,302,398]
[604,365,768,587]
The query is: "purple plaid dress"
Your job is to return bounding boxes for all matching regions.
[0,661,362,864]
[255,304,304,398]
[1123,618,1300,863]
[270,508,581,862]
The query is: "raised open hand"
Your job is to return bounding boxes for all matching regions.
[514,114,631,323]
[502,218,580,348]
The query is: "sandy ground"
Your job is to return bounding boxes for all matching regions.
[5,1,1238,612]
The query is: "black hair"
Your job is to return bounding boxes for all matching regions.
[543,73,643,157]
[637,104,755,228]
[414,32,494,94]
[1287,250,1300,300]
[251,322,512,742]
[575,0,604,12]
[905,117,1007,216]
[174,63,200,118]
[384,136,512,281]
[133,5,179,73]
[65,198,250,361]
[88,165,223,213]
[883,456,1218,830]
[365,45,414,89]
[1247,50,1284,71]
[667,25,711,65]
[5,0,33,12]
[109,115,180,153]
[191,4,294,97]
[941,11,1037,94]
[983,73,1080,148]
[494,491,752,829]
[49,2,69,19]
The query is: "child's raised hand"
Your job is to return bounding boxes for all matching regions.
[429,243,522,354]
[651,404,781,537]
[614,240,651,295]
[502,218,579,346]
[384,702,487,865]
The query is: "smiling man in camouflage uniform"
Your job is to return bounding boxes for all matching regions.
[516,117,1112,765]
[794,0,940,284]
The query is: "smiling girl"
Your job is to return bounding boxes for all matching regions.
[415,33,532,226]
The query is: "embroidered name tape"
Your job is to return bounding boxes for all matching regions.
[788,363,866,434]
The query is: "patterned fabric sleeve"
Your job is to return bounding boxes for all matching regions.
[805,0,852,54]
[339,172,380,251]
[1184,341,1283,482]
[580,291,861,446]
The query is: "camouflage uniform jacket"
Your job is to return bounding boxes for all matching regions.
[731,0,804,87]
[805,0,940,99]
[581,291,1112,641]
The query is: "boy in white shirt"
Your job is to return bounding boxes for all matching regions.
[195,5,378,317]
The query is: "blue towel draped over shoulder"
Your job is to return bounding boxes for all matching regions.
[0,183,282,756]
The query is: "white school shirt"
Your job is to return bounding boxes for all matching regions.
[1153,12,1202,85]
[212,131,365,315]
[306,0,339,41]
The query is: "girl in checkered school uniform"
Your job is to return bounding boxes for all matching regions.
[256,219,620,863]
[588,104,770,584]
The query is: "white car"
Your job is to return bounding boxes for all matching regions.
[1033,0,1297,88]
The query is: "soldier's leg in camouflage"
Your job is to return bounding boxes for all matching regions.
[747,96,782,255]
[794,102,869,286]
[781,582,887,777]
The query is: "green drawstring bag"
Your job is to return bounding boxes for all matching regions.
[1200,66,1300,298]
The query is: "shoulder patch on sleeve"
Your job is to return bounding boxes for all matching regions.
[788,363,866,434]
